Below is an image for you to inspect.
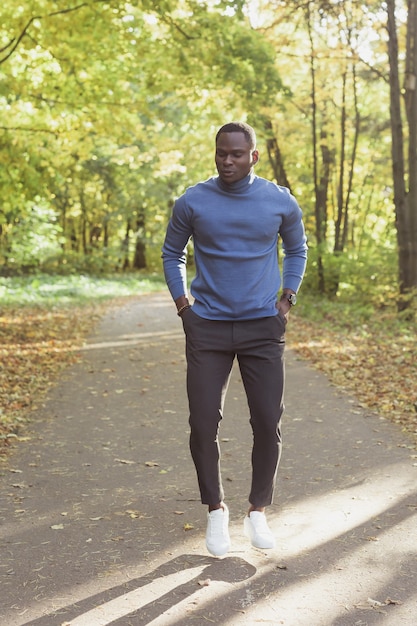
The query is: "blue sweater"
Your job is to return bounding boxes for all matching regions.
[162,172,307,320]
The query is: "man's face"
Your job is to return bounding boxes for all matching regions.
[215,131,258,184]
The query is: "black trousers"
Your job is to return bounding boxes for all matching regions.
[181,309,286,507]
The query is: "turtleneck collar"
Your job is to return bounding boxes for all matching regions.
[216,172,256,194]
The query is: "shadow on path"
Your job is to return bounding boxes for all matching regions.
[23,555,256,625]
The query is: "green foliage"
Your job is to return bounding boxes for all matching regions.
[0,0,283,275]
[0,0,411,304]
[302,242,398,301]
[296,290,416,336]
[4,199,64,269]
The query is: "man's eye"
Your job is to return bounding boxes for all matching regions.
[216,152,244,158]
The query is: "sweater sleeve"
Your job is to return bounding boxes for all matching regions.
[280,194,308,293]
[161,195,192,301]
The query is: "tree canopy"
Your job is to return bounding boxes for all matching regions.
[0,0,415,310]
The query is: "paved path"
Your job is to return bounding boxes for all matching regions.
[1,292,416,625]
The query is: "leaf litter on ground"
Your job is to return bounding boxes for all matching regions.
[291,305,417,448]
[0,302,102,454]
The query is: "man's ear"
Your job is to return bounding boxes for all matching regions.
[252,150,259,164]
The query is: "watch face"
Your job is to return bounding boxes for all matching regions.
[288,294,297,305]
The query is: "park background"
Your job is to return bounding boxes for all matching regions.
[0,0,416,451]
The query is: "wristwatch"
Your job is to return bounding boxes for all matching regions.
[283,293,297,306]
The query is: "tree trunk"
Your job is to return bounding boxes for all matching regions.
[122,220,130,270]
[343,63,360,252]
[264,119,292,190]
[387,0,417,307]
[404,0,417,290]
[307,4,326,293]
[334,69,347,256]
[330,61,361,296]
[133,212,146,269]
[80,189,88,256]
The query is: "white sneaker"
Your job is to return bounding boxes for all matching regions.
[244,511,276,549]
[206,504,231,556]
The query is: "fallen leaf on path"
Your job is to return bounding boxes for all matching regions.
[384,597,402,605]
[354,596,403,612]
[126,510,142,519]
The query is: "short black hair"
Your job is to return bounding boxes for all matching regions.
[216,122,256,150]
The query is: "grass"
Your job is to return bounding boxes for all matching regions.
[0,272,166,308]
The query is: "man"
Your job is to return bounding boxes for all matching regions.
[162,121,307,556]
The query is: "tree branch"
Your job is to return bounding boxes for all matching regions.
[0,125,58,135]
[159,13,198,40]
[0,1,108,65]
